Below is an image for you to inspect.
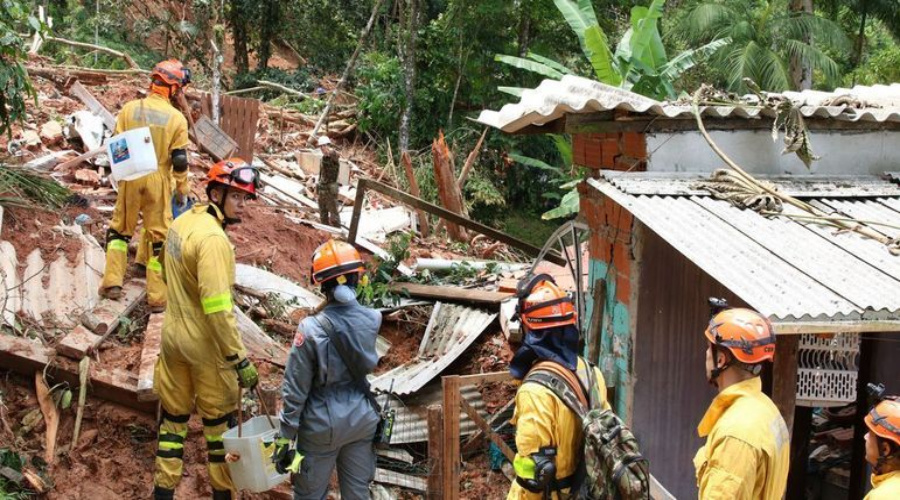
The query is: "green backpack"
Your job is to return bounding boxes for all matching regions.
[524,360,650,500]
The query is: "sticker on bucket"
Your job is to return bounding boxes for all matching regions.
[110,138,130,163]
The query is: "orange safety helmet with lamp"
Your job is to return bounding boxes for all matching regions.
[151,59,191,89]
[705,307,776,366]
[867,399,900,448]
[206,158,259,198]
[311,239,365,285]
[518,279,577,331]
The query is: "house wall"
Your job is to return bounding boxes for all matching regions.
[631,228,748,499]
[572,128,900,176]
[646,129,900,175]
[579,180,639,418]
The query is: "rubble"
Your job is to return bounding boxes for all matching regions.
[0,65,569,500]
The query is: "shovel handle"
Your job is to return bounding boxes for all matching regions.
[255,386,277,430]
[237,387,243,438]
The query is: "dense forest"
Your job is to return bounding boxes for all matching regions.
[3,0,900,241]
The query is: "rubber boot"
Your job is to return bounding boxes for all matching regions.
[152,486,174,500]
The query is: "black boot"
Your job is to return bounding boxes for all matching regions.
[153,486,175,500]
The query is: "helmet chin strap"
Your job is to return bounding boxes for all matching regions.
[207,192,241,226]
[708,345,731,387]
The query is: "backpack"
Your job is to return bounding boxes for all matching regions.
[524,359,650,500]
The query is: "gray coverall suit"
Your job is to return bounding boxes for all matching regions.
[278,295,381,500]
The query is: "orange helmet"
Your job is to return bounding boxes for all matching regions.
[520,280,576,330]
[207,158,259,198]
[866,399,900,447]
[311,239,364,285]
[151,59,191,88]
[705,308,776,364]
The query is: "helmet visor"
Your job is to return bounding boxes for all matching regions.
[182,67,192,86]
[230,166,260,190]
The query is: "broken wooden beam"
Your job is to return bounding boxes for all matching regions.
[388,282,512,305]
[432,131,467,241]
[0,334,155,413]
[460,394,514,462]
[85,281,146,354]
[401,151,429,237]
[136,313,164,402]
[35,372,60,463]
[349,178,566,265]
[426,405,443,500]
[38,36,140,69]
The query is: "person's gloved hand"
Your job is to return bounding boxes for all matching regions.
[235,358,258,389]
[271,436,303,474]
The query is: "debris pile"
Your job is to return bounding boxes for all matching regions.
[0,63,585,499]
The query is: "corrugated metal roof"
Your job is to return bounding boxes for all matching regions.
[476,75,900,133]
[382,385,494,444]
[589,176,900,322]
[600,171,900,198]
[371,302,497,395]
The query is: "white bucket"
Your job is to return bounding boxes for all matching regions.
[222,416,289,493]
[106,127,157,181]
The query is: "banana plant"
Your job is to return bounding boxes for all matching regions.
[496,0,730,101]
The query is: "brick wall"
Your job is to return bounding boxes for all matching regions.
[579,182,635,306]
[573,132,648,172]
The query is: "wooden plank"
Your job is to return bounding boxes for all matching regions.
[193,115,238,161]
[35,372,59,463]
[351,179,566,265]
[459,395,515,462]
[56,325,101,361]
[462,396,515,456]
[458,371,512,386]
[426,404,443,500]
[388,282,512,305]
[136,313,164,401]
[0,334,154,413]
[772,334,799,433]
[86,282,146,355]
[587,279,606,363]
[441,375,461,500]
[55,146,104,171]
[69,81,116,131]
[432,132,467,241]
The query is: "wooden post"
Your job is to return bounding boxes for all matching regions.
[427,405,443,500]
[441,375,460,500]
[459,396,514,462]
[431,131,467,241]
[587,279,606,363]
[849,334,873,500]
[401,151,430,237]
[772,334,799,433]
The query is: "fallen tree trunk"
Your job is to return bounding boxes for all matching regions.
[258,79,308,99]
[431,131,467,241]
[37,36,140,69]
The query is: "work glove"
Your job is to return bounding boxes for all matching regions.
[271,436,303,474]
[235,358,259,389]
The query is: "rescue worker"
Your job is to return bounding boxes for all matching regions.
[272,240,380,499]
[316,136,341,227]
[152,159,260,500]
[863,390,900,499]
[694,304,789,499]
[507,277,610,500]
[101,59,192,312]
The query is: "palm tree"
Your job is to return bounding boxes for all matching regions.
[674,0,851,92]
[820,0,900,66]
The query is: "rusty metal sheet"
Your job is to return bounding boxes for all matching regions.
[370,302,497,395]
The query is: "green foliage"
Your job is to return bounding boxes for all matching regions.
[356,232,413,308]
[0,448,30,498]
[355,52,405,139]
[0,0,40,138]
[495,0,728,100]
[673,0,850,92]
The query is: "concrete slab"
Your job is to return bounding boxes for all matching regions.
[136,313,164,401]
[56,325,102,360]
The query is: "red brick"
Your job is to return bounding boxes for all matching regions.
[612,243,631,275]
[622,132,647,158]
[616,273,631,305]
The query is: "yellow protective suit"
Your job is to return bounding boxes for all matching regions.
[101,93,189,307]
[866,470,900,500]
[508,359,610,500]
[693,377,790,500]
[153,204,247,497]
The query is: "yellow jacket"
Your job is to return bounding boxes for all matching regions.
[162,204,246,366]
[866,470,900,500]
[694,377,790,500]
[116,93,190,194]
[508,359,610,500]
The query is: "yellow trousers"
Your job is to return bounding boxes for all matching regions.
[153,340,240,496]
[101,172,172,307]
